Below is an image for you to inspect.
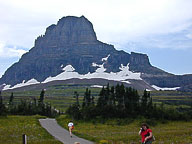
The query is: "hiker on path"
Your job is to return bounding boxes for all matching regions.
[68,120,74,137]
[139,123,153,144]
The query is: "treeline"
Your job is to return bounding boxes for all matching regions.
[0,90,59,117]
[67,84,192,121]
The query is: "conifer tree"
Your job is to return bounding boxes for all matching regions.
[124,87,139,114]
[115,84,121,106]
[82,88,91,107]
[97,86,106,107]
[141,89,150,114]
[115,83,125,107]
[0,91,2,106]
[0,91,5,115]
[120,83,125,108]
[39,89,45,103]
[106,83,110,105]
[110,86,116,106]
[74,91,80,106]
[9,92,14,105]
[91,94,95,105]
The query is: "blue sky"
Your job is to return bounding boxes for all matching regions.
[0,0,192,78]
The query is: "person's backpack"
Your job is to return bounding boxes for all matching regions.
[145,130,155,141]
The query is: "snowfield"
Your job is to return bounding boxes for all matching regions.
[3,55,141,90]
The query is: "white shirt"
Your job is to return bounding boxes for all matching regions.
[68,122,74,127]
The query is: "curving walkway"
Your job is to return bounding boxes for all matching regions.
[39,118,94,144]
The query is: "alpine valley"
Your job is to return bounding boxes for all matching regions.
[1,16,192,91]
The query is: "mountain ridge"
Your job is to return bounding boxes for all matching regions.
[0,16,191,91]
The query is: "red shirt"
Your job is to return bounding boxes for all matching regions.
[141,129,152,142]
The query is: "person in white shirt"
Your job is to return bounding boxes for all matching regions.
[68,121,74,137]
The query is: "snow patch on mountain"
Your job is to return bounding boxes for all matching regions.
[92,63,106,73]
[62,65,75,72]
[120,80,131,84]
[90,85,104,88]
[96,64,106,73]
[102,54,110,61]
[152,85,180,91]
[3,78,40,90]
[3,56,141,90]
[43,63,141,83]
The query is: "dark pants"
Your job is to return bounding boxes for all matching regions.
[142,140,152,144]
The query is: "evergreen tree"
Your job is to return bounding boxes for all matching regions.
[9,92,14,105]
[66,104,82,120]
[124,87,139,115]
[115,84,121,106]
[120,84,125,108]
[132,88,140,111]
[88,89,91,106]
[0,91,5,115]
[97,86,103,107]
[97,86,107,107]
[39,89,45,103]
[91,94,95,105]
[106,83,110,105]
[110,86,116,106]
[0,91,2,106]
[82,88,91,107]
[141,89,151,115]
[115,83,125,107]
[8,92,15,114]
[38,89,46,116]
[124,87,131,111]
[74,91,80,106]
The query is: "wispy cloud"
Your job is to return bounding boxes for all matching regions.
[0,42,27,58]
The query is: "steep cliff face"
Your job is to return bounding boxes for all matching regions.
[35,16,98,48]
[0,16,178,89]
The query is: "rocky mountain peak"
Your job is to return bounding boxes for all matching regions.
[2,15,190,91]
[130,52,151,66]
[35,16,97,47]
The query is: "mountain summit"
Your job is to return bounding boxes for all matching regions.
[1,16,192,91]
[35,16,97,47]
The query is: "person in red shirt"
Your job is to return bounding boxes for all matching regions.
[139,123,153,144]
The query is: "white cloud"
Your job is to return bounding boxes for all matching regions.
[0,0,192,49]
[0,42,27,58]
[0,0,192,76]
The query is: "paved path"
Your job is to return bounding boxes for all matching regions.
[39,118,94,144]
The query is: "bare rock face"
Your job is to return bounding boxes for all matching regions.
[35,16,97,48]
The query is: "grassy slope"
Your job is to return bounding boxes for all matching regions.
[57,115,192,144]
[2,86,192,111]
[0,115,62,144]
[1,85,101,111]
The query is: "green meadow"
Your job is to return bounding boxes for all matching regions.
[1,85,192,143]
[0,115,62,144]
[2,84,192,111]
[1,84,101,111]
[1,114,192,144]
[57,115,192,144]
